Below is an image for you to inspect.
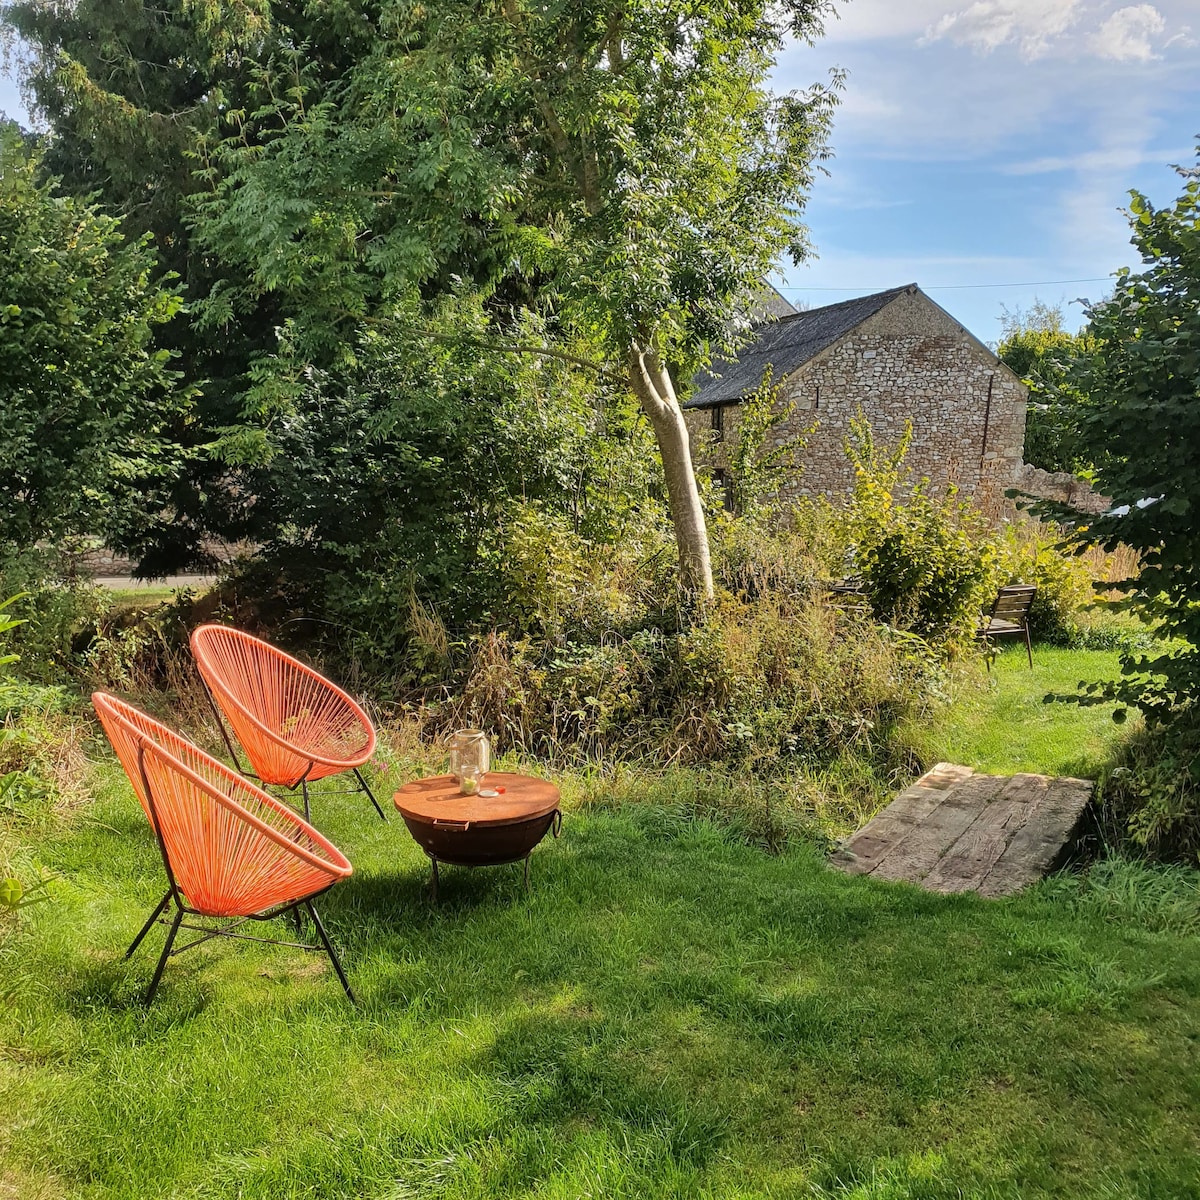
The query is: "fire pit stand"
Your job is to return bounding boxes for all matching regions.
[393,772,561,901]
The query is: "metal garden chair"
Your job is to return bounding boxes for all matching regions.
[190,624,384,822]
[92,691,356,1006]
[978,583,1037,669]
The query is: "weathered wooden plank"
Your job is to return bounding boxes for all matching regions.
[830,763,974,875]
[976,777,1093,897]
[870,774,1011,884]
[922,774,1047,894]
[918,762,978,791]
[830,787,947,874]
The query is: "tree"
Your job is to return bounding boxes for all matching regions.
[0,126,189,553]
[1,0,373,571]
[193,0,841,599]
[242,294,640,660]
[996,300,1095,475]
[1052,148,1200,728]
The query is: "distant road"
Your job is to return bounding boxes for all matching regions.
[91,575,216,590]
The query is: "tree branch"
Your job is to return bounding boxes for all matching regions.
[481,340,624,386]
[498,0,604,217]
[355,311,626,386]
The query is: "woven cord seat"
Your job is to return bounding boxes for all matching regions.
[190,624,384,821]
[93,692,356,1006]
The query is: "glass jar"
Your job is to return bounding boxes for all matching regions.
[449,729,490,796]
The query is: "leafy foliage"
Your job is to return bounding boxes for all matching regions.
[2,1,391,569]
[7,0,842,592]
[1100,721,1200,860]
[3,3,262,567]
[0,592,24,672]
[839,416,996,646]
[997,301,1096,475]
[0,128,190,555]
[1026,149,1200,854]
[214,295,662,665]
[188,0,842,595]
[1044,150,1200,733]
[442,587,935,779]
[723,369,810,517]
[994,521,1093,644]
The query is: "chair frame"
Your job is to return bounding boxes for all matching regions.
[96,695,356,1006]
[978,583,1037,670]
[191,625,385,823]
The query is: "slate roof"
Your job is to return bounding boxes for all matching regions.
[753,284,799,320]
[685,284,915,410]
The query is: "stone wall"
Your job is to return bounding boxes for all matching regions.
[1012,463,1109,515]
[685,289,1029,520]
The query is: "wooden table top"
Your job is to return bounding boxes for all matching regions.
[393,772,560,828]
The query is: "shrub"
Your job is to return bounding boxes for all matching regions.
[839,416,995,647]
[1036,149,1200,735]
[438,587,939,780]
[709,509,822,603]
[722,369,810,518]
[994,521,1093,644]
[0,127,190,559]
[1098,721,1200,862]
[0,549,108,685]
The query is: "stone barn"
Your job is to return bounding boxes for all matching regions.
[683,284,1031,519]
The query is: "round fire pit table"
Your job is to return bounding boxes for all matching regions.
[393,772,561,901]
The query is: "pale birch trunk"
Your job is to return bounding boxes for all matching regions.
[628,342,714,600]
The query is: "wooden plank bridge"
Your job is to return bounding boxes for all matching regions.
[830,763,1094,897]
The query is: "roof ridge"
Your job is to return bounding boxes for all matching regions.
[685,283,923,410]
[772,283,915,324]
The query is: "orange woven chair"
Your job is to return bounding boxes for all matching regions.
[189,624,384,822]
[92,691,356,1006]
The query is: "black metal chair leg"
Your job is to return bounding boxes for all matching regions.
[126,891,172,959]
[354,768,387,821]
[144,906,184,1007]
[305,901,356,1003]
[301,779,311,823]
[200,676,249,776]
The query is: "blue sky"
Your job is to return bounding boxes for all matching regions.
[776,0,1200,342]
[2,2,1197,345]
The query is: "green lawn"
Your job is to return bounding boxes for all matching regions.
[2,748,1199,1198]
[910,645,1131,780]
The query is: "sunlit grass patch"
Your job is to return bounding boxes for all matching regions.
[905,645,1130,780]
[1,755,1198,1198]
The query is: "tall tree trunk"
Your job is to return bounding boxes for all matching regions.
[628,341,714,600]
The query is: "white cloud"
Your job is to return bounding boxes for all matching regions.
[1002,145,1192,175]
[820,0,954,43]
[922,0,1081,60]
[1164,27,1196,50]
[1089,5,1168,60]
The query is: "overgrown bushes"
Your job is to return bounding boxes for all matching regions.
[1097,722,1200,862]
[994,522,1094,644]
[441,589,937,770]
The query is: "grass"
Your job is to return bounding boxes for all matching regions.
[909,645,1131,780]
[2,738,1199,1199]
[104,584,206,614]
